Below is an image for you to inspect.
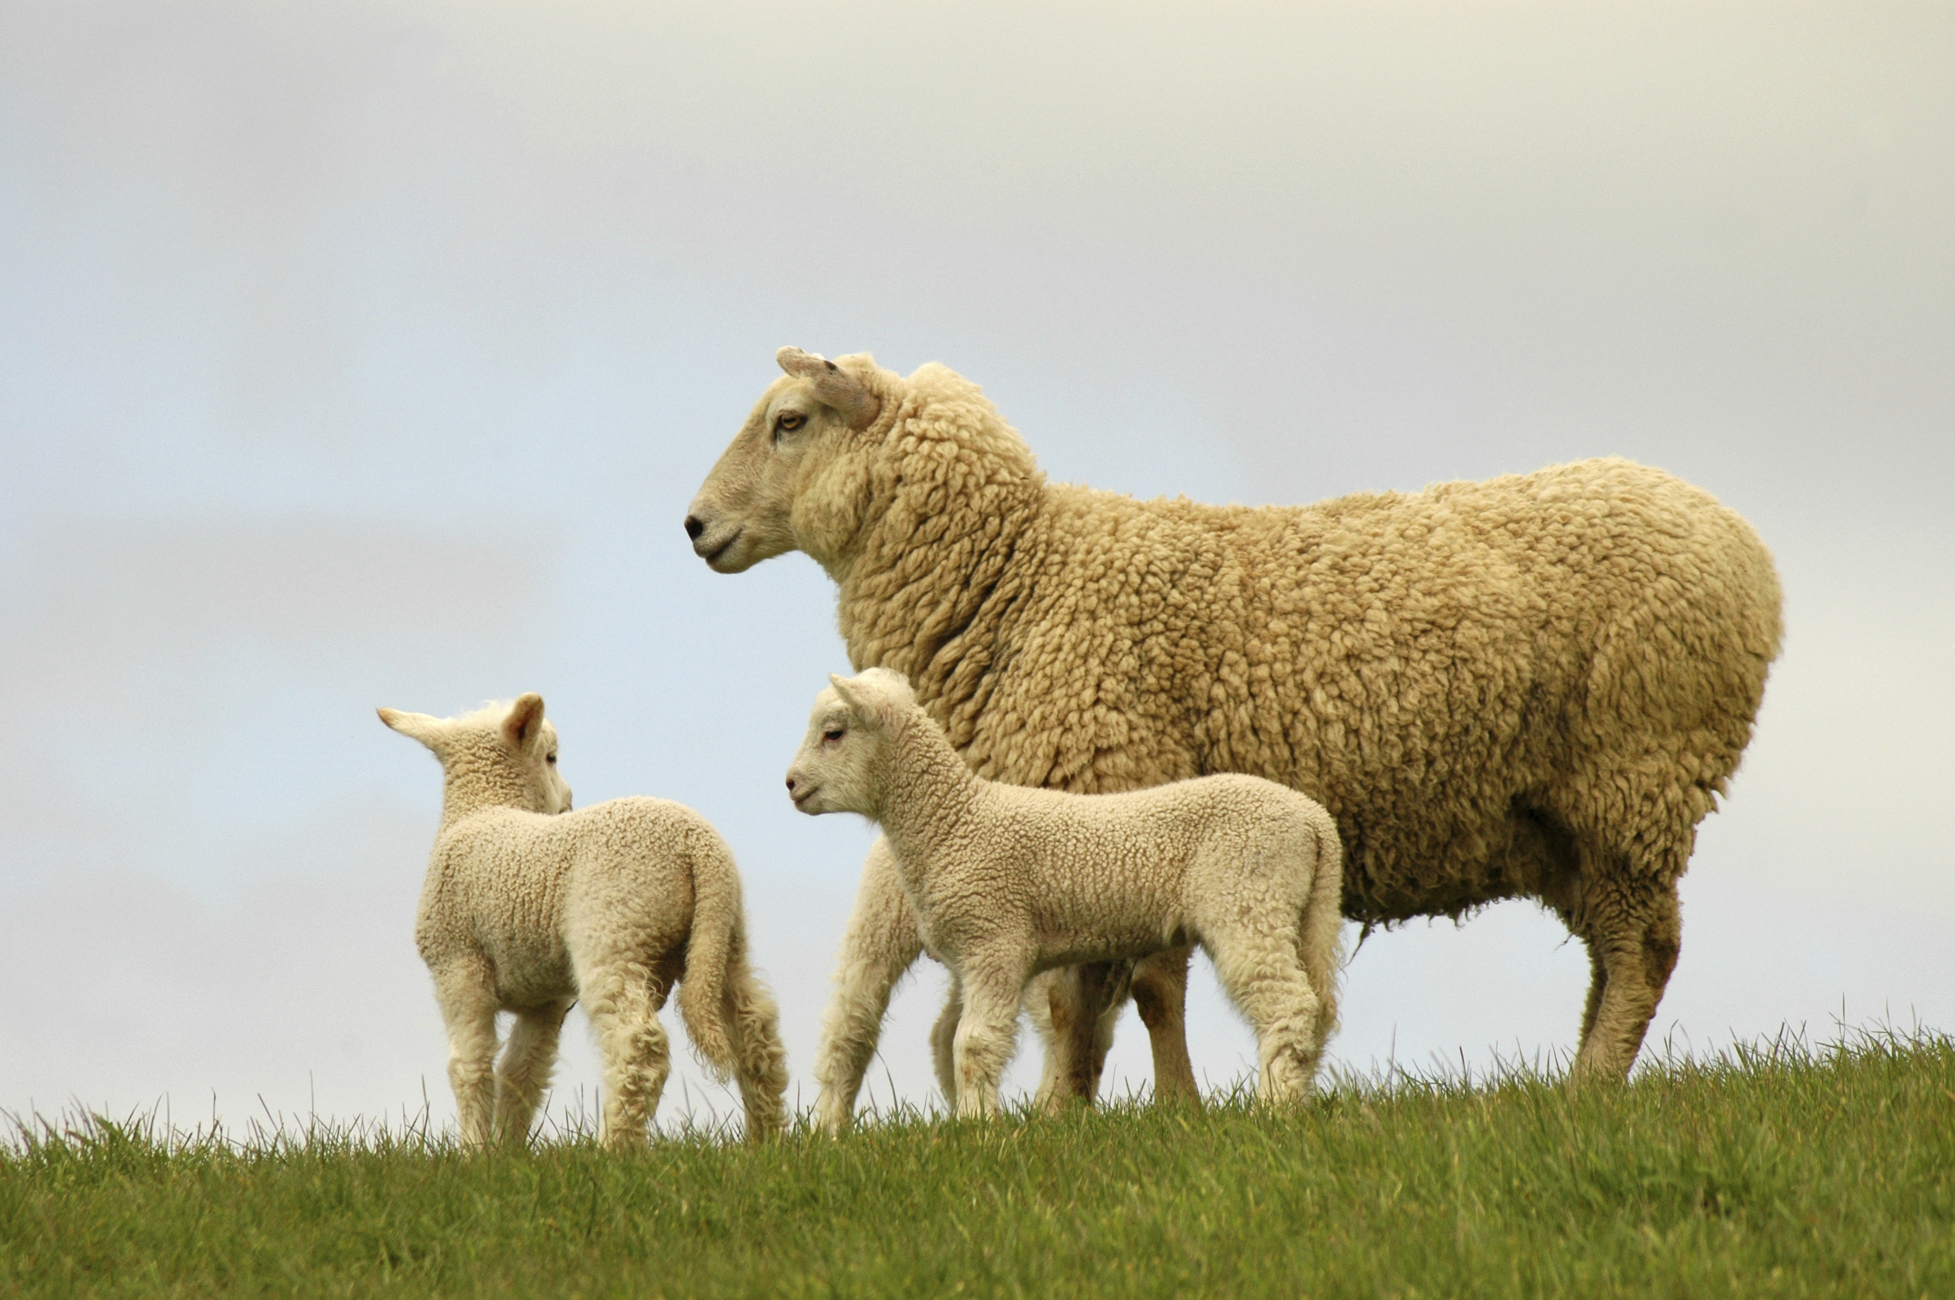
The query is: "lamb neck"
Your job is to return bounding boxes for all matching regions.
[435,743,545,829]
[869,711,986,890]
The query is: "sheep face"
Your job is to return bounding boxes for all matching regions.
[685,348,882,575]
[781,673,904,819]
[784,687,877,817]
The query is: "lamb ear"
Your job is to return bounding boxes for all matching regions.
[378,708,446,751]
[502,693,547,750]
[777,347,882,431]
[828,673,878,726]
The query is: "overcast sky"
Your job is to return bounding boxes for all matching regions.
[3,0,1949,1138]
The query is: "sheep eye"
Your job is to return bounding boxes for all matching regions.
[546,753,558,765]
[822,727,845,743]
[775,411,805,437]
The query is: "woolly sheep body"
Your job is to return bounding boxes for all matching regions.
[787,669,1343,1119]
[687,351,1783,1128]
[382,696,788,1148]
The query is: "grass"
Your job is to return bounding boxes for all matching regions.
[4,1028,1951,1299]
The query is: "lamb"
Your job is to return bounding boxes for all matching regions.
[379,694,789,1148]
[685,348,1783,1129]
[786,668,1343,1117]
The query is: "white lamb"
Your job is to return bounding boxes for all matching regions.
[785,669,1344,1121]
[380,694,789,1148]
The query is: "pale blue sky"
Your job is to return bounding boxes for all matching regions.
[3,0,1949,1134]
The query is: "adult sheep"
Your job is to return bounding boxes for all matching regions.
[685,348,1782,1122]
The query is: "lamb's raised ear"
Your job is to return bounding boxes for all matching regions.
[502,693,547,751]
[828,673,880,727]
[378,708,446,751]
[825,672,895,723]
[778,347,881,430]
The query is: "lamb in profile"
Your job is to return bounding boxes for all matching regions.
[786,669,1343,1121]
[379,694,789,1148]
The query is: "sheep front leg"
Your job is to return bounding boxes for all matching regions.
[1024,971,1064,1113]
[1040,961,1129,1109]
[953,959,1031,1120]
[432,965,501,1151]
[814,837,925,1135]
[494,998,572,1147]
[1131,947,1201,1105]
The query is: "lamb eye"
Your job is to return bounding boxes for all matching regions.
[777,412,805,434]
[823,727,844,743]
[546,753,557,765]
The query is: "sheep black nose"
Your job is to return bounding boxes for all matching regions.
[684,515,705,541]
[785,776,797,793]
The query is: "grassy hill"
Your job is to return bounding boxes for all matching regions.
[5,1030,1951,1298]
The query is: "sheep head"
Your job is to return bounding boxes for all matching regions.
[379,694,574,816]
[684,348,887,576]
[498,693,575,815]
[784,668,914,819]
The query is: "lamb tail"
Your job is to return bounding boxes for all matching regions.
[1300,809,1346,1048]
[677,835,741,1080]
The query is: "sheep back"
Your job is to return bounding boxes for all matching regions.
[416,796,724,1004]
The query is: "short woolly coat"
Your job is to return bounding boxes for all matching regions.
[416,798,732,1010]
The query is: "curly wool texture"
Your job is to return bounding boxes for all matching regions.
[788,669,1343,1119]
[382,697,788,1147]
[829,363,1780,916]
[692,352,1782,1110]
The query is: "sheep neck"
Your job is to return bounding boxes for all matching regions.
[831,417,1045,714]
[435,734,545,828]
[871,709,985,883]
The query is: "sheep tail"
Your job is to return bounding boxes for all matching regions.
[677,834,742,1080]
[1300,808,1346,1048]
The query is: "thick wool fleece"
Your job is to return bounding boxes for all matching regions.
[788,670,1343,1120]
[689,353,1782,1120]
[381,697,788,1148]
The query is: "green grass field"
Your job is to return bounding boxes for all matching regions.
[5,1029,1951,1298]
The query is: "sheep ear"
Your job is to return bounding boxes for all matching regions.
[777,347,882,430]
[828,673,876,725]
[378,708,446,751]
[502,693,547,750]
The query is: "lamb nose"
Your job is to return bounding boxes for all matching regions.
[785,777,797,793]
[683,515,705,541]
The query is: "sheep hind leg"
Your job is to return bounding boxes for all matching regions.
[493,999,572,1147]
[1204,927,1323,1107]
[433,966,500,1151]
[721,945,790,1142]
[1132,946,1200,1106]
[1577,942,1607,1050]
[583,966,670,1148]
[1570,875,1683,1085]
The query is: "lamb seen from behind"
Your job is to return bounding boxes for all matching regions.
[380,694,789,1148]
[786,668,1344,1123]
